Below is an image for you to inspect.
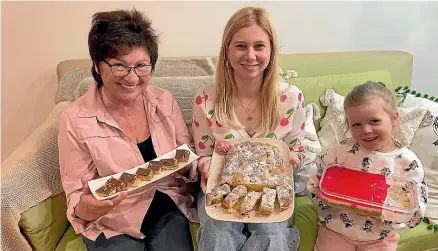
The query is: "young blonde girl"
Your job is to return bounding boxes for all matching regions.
[306,81,428,251]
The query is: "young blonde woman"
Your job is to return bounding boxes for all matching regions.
[192,6,313,251]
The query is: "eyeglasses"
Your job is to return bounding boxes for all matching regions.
[103,59,152,77]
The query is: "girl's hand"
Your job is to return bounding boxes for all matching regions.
[199,160,211,193]
[313,173,322,188]
[75,175,127,221]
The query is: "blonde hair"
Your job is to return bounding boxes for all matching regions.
[215,6,280,134]
[343,81,401,144]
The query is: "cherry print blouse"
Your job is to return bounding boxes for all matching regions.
[192,82,310,192]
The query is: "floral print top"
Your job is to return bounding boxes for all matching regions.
[192,82,312,193]
[306,138,428,241]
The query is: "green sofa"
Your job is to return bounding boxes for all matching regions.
[4,51,438,251]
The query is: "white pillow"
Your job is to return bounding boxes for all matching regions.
[317,88,428,150]
[401,94,438,224]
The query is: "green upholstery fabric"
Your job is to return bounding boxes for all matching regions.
[287,70,393,130]
[278,51,412,89]
[55,226,87,251]
[18,192,69,251]
[293,196,319,251]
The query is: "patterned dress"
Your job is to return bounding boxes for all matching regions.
[306,138,428,241]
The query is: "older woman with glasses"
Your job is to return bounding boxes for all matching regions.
[58,9,197,251]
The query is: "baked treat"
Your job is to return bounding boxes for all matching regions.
[206,184,231,206]
[106,177,126,192]
[385,184,412,209]
[260,187,277,215]
[119,172,141,188]
[160,158,178,170]
[95,184,117,197]
[148,161,163,174]
[240,191,262,215]
[223,185,247,209]
[276,184,293,211]
[175,149,190,163]
[136,168,153,181]
[219,142,286,191]
[206,184,231,204]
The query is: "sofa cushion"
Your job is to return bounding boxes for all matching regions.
[55,225,87,251]
[286,70,394,130]
[18,193,68,251]
[399,93,438,224]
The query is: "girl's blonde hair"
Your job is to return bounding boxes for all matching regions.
[215,6,280,134]
[344,81,396,112]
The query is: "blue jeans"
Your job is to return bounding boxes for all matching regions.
[196,192,300,251]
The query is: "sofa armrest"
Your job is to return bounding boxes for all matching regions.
[1,101,71,251]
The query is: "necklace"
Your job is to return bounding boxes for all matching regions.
[238,98,259,121]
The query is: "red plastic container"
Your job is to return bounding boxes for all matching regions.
[319,164,419,222]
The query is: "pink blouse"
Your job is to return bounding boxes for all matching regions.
[58,83,198,241]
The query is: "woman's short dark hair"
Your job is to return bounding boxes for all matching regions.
[88,9,159,86]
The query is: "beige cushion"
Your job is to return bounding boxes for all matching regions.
[400,94,438,224]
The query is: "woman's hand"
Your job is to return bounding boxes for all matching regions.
[199,160,211,194]
[215,140,232,155]
[74,175,127,222]
[290,152,301,167]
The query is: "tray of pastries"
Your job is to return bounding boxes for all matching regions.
[88,144,199,200]
[205,138,294,223]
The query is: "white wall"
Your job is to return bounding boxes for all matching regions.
[2,1,438,160]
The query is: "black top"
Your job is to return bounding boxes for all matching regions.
[137,137,158,162]
[137,137,179,231]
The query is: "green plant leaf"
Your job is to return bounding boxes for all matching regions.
[416,93,421,97]
[427,224,433,230]
[224,134,233,139]
[403,86,409,90]
[201,135,209,140]
[208,110,214,115]
[434,225,438,232]
[424,217,430,224]
[266,132,275,138]
[424,94,429,98]
[286,108,295,115]
[411,90,417,94]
